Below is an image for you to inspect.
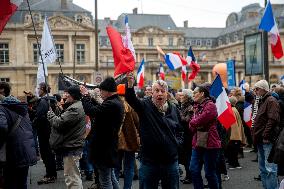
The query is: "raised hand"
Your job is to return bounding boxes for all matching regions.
[127,72,135,88]
[80,85,89,95]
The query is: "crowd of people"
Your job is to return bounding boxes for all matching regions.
[0,75,284,189]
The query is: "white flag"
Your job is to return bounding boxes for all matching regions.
[40,16,57,65]
[36,16,56,94]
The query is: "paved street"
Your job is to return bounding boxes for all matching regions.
[27,149,263,189]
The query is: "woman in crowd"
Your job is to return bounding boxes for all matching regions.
[189,84,221,189]
[227,96,247,169]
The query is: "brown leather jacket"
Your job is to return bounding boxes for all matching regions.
[253,92,280,144]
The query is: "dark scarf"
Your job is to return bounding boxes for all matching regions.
[180,99,194,123]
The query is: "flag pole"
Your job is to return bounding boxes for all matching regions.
[263,0,269,83]
[26,0,50,97]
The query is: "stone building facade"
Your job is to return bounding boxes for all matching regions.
[0,1,284,96]
[0,0,96,96]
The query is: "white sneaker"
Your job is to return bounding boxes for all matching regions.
[222,175,230,181]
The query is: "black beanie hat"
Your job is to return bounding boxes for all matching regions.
[67,85,82,100]
[99,77,117,92]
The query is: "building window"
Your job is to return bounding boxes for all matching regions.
[76,74,86,82]
[168,37,173,46]
[76,44,85,64]
[33,44,40,63]
[234,33,238,41]
[218,39,222,46]
[76,15,83,23]
[202,40,206,46]
[206,39,212,46]
[99,36,107,46]
[0,43,9,64]
[0,78,10,82]
[55,44,64,63]
[148,38,153,46]
[186,39,191,46]
[107,56,114,64]
[33,13,40,23]
[191,40,196,46]
[197,40,201,46]
[226,36,230,44]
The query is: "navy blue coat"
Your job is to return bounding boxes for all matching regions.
[0,102,37,167]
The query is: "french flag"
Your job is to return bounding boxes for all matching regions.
[186,47,200,81]
[210,75,236,129]
[164,52,187,70]
[259,0,283,59]
[181,65,187,82]
[159,63,165,80]
[243,101,252,127]
[0,0,21,35]
[106,26,135,77]
[122,15,136,61]
[239,80,246,96]
[137,59,145,89]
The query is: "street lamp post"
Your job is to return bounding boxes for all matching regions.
[73,32,77,78]
[95,0,99,72]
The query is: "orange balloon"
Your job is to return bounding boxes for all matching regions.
[212,63,228,88]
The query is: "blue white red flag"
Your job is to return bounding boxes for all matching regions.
[106,26,135,77]
[181,65,187,82]
[164,52,187,70]
[243,101,252,127]
[137,59,145,89]
[122,15,136,61]
[239,80,246,96]
[186,47,200,81]
[159,63,165,80]
[259,0,283,59]
[210,75,236,129]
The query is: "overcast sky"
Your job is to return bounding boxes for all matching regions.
[73,0,283,28]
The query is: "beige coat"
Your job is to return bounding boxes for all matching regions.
[229,107,247,145]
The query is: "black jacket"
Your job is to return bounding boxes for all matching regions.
[0,102,37,167]
[81,94,124,167]
[126,87,182,165]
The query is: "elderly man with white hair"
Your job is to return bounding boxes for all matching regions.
[126,73,183,189]
[253,80,280,189]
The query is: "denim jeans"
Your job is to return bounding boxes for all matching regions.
[139,160,179,189]
[97,166,119,189]
[257,143,278,189]
[81,140,94,175]
[190,148,219,189]
[63,155,83,189]
[115,151,135,189]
